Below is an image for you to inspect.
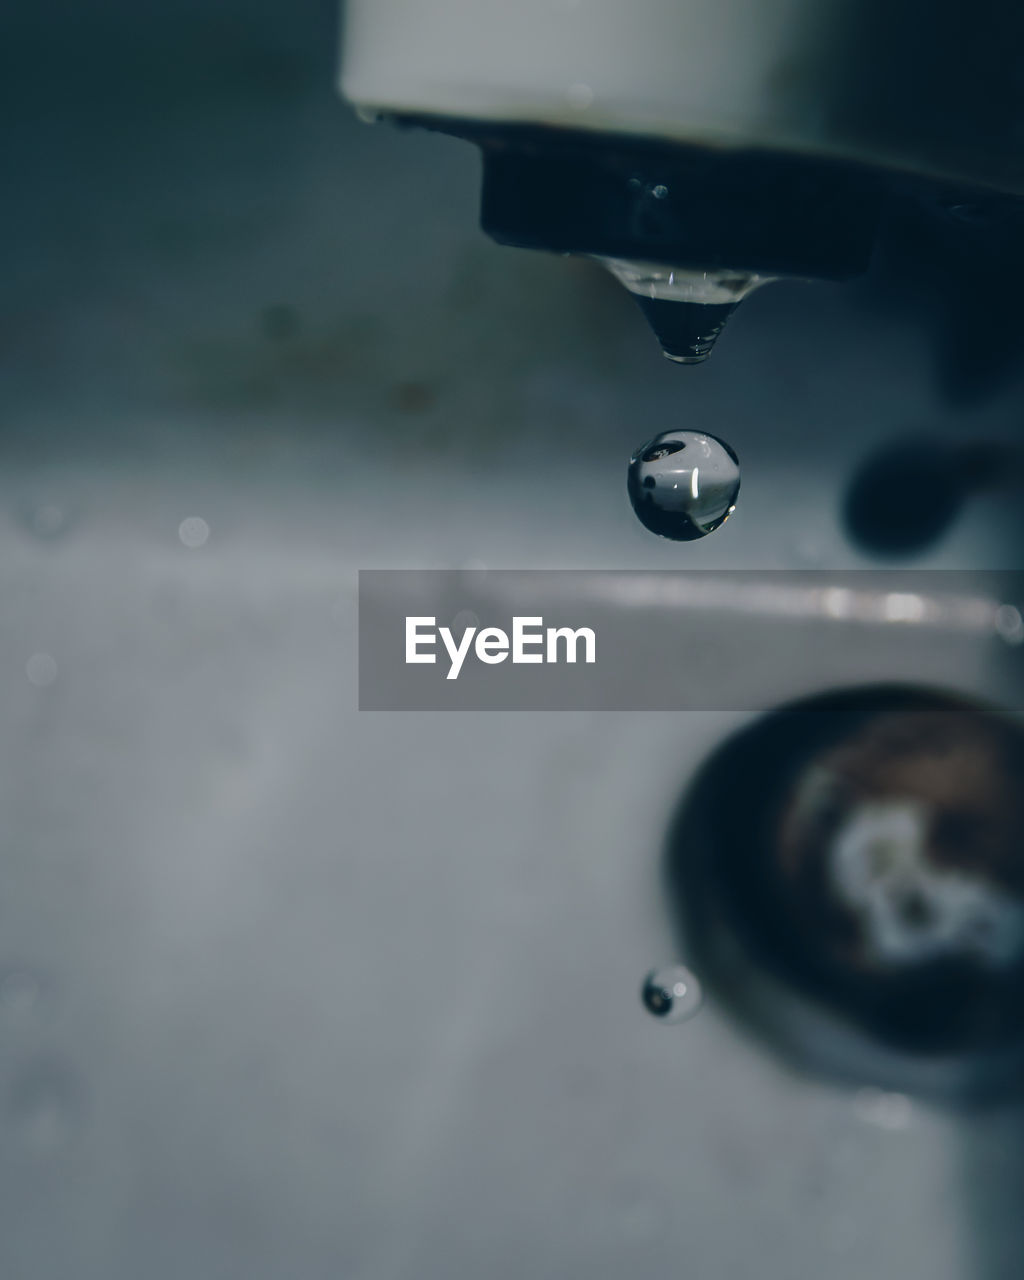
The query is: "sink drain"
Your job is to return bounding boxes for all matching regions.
[666,685,1024,1101]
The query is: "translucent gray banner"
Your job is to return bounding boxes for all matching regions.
[358,570,1024,711]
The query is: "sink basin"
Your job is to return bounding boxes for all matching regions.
[2,2,1024,1276]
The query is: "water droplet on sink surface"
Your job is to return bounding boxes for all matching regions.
[627,430,740,541]
[641,965,703,1023]
[178,516,210,549]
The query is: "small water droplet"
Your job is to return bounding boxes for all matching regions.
[628,431,740,541]
[26,652,58,687]
[641,965,703,1023]
[355,105,384,125]
[651,184,669,200]
[178,516,210,549]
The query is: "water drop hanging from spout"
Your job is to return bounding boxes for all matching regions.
[600,259,771,363]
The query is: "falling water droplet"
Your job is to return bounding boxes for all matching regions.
[627,430,740,541]
[640,965,703,1023]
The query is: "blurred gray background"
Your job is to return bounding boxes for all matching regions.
[2,1,1024,1277]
